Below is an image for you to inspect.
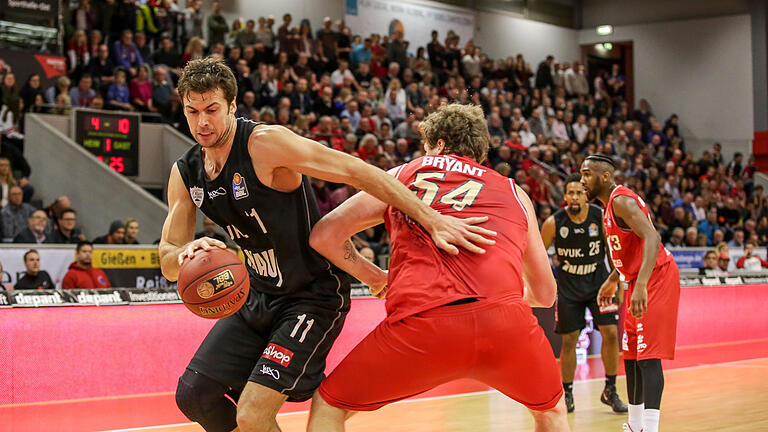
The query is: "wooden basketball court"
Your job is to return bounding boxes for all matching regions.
[98,356,768,432]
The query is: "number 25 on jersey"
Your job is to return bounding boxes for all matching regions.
[412,172,484,211]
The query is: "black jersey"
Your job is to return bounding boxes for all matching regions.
[552,204,609,301]
[176,118,340,296]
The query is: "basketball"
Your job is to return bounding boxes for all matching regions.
[178,248,249,319]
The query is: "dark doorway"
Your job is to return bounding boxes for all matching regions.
[581,41,634,111]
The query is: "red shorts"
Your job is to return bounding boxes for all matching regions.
[319,297,563,411]
[623,261,681,361]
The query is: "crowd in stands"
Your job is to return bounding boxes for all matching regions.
[0,1,766,284]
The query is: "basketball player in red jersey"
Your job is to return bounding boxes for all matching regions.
[580,154,680,432]
[306,104,570,432]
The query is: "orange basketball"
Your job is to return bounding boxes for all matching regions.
[178,248,249,319]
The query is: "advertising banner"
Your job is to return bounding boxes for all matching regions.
[0,245,171,289]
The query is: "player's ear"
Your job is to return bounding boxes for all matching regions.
[435,139,446,155]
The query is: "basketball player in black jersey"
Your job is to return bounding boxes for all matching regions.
[158,57,495,432]
[541,174,627,414]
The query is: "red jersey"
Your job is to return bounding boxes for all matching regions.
[383,154,530,322]
[603,185,674,281]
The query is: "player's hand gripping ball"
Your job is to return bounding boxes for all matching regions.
[178,248,249,319]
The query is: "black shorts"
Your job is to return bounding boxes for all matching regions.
[187,274,350,402]
[554,294,619,335]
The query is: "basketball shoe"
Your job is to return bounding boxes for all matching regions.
[601,384,628,413]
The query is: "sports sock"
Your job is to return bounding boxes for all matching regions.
[563,382,573,393]
[605,374,617,387]
[628,403,644,431]
[643,408,660,432]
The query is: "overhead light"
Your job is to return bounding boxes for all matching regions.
[596,25,613,36]
[603,42,613,50]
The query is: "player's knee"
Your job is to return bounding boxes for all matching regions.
[561,331,579,349]
[236,403,276,432]
[175,369,227,422]
[601,325,618,341]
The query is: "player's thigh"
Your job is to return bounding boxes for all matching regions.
[555,296,588,334]
[320,312,476,411]
[475,301,563,411]
[638,263,681,360]
[187,307,268,390]
[251,285,350,402]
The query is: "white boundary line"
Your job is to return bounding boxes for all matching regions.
[94,356,768,432]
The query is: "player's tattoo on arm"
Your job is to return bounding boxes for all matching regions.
[343,240,358,263]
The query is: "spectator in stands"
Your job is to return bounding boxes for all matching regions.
[124,218,139,244]
[93,220,125,244]
[153,37,183,78]
[19,74,42,113]
[0,260,11,290]
[716,251,731,275]
[88,44,116,91]
[106,68,133,111]
[151,66,174,117]
[195,216,228,243]
[1,185,33,240]
[14,249,54,290]
[235,19,258,48]
[113,29,143,76]
[684,227,698,247]
[359,246,375,263]
[736,241,768,271]
[535,55,554,90]
[50,209,86,244]
[699,250,718,275]
[728,230,745,248]
[69,74,96,108]
[317,17,338,67]
[665,227,684,248]
[698,208,721,246]
[67,30,91,79]
[45,76,71,105]
[62,241,111,289]
[183,0,204,42]
[130,64,154,112]
[182,37,206,67]
[134,32,152,67]
[207,1,228,47]
[13,210,51,244]
[1,72,20,124]
[72,0,97,33]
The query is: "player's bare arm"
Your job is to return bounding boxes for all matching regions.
[611,194,661,318]
[518,184,556,308]
[158,164,225,281]
[309,190,390,298]
[248,125,496,255]
[598,209,623,307]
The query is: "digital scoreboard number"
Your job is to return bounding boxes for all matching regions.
[73,109,140,176]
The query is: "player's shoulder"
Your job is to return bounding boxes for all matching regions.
[552,207,567,221]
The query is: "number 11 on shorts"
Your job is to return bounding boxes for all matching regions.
[290,314,314,343]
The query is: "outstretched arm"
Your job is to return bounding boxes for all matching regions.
[251,125,496,255]
[309,191,389,297]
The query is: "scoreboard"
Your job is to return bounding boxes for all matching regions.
[73,109,140,176]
